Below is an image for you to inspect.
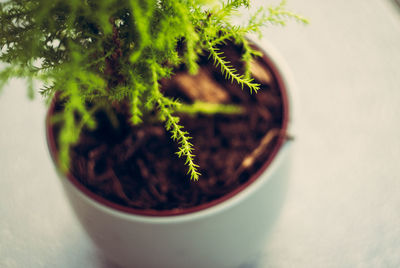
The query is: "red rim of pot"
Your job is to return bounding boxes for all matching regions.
[46,44,289,217]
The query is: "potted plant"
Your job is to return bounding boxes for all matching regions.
[0,0,306,267]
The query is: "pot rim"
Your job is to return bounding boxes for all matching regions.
[46,40,295,222]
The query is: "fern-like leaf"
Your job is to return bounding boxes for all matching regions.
[207,39,260,93]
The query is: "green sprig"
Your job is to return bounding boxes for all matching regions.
[206,39,260,93]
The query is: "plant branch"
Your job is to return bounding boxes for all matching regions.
[206,39,260,94]
[150,62,201,181]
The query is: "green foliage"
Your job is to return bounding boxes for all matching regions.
[207,40,260,93]
[176,101,244,116]
[0,0,306,181]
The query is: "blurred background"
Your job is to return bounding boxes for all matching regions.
[1,0,400,267]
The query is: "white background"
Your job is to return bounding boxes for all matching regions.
[1,0,400,267]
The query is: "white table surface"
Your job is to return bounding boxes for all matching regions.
[1,0,400,267]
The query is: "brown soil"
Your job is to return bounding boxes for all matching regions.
[55,43,285,211]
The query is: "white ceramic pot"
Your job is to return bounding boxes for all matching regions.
[46,42,296,268]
